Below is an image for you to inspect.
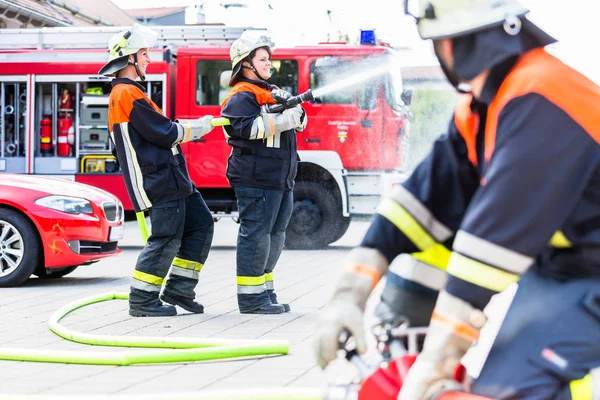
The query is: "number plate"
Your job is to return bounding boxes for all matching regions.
[109,225,124,242]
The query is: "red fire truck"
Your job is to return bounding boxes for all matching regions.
[0,25,412,249]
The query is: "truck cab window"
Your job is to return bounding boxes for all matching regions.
[196,60,231,105]
[196,60,298,105]
[310,57,354,105]
[269,60,298,95]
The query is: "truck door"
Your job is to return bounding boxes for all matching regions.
[300,56,384,171]
[185,59,233,188]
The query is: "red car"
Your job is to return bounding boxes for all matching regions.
[0,173,124,287]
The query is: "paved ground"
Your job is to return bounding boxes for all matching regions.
[0,218,375,399]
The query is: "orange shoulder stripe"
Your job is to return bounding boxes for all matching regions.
[108,84,161,129]
[221,81,277,108]
[454,94,479,167]
[486,48,600,162]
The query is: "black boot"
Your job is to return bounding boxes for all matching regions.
[268,290,290,312]
[241,303,286,314]
[129,288,176,317]
[160,292,204,314]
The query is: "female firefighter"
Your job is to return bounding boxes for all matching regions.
[220,31,307,314]
[99,24,216,317]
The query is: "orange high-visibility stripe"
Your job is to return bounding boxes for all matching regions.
[344,263,380,290]
[486,48,600,162]
[431,310,479,342]
[454,94,479,167]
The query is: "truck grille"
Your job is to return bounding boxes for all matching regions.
[103,202,122,222]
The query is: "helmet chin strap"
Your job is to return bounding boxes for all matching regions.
[433,42,470,94]
[128,53,146,81]
[243,63,268,82]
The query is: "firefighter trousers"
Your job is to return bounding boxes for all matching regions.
[129,189,214,306]
[233,186,293,312]
[469,266,600,399]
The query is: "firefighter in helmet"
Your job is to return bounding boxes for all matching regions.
[221,30,307,314]
[100,24,216,317]
[314,0,600,398]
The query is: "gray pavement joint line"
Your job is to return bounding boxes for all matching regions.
[0,292,290,366]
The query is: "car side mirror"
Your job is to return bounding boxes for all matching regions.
[401,89,413,106]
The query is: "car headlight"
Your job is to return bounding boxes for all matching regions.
[35,195,94,214]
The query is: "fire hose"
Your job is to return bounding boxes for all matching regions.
[0,292,289,366]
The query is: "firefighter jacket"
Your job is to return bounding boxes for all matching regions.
[220,77,307,190]
[360,48,600,311]
[108,78,193,212]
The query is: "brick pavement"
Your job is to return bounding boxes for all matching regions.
[0,219,371,399]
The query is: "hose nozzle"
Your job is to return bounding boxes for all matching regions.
[265,89,314,113]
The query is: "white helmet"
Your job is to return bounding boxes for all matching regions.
[228,30,274,86]
[98,23,159,77]
[405,0,529,40]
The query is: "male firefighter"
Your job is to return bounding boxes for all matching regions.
[220,31,307,314]
[313,0,600,398]
[99,24,216,317]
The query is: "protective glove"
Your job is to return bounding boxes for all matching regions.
[283,105,305,129]
[177,115,214,143]
[271,88,292,104]
[313,247,389,369]
[398,290,486,400]
[260,105,304,135]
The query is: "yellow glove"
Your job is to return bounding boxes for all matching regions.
[398,291,486,400]
[313,247,388,369]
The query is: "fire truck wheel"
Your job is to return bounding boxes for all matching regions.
[0,208,42,287]
[34,266,78,279]
[330,215,351,244]
[285,181,340,250]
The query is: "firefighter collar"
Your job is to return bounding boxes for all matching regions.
[236,76,274,91]
[112,78,146,92]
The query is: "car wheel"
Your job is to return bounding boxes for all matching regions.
[285,181,343,250]
[0,208,41,287]
[34,266,78,279]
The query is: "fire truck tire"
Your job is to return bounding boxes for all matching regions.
[285,181,341,250]
[34,266,78,279]
[330,215,351,243]
[0,208,42,287]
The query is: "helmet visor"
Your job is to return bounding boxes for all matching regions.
[127,23,159,50]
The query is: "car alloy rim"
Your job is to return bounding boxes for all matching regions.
[0,220,24,277]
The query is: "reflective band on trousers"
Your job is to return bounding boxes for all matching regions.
[170,257,203,279]
[237,275,266,294]
[131,271,163,292]
[132,270,163,286]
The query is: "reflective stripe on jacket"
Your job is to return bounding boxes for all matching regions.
[221,78,299,190]
[108,78,193,212]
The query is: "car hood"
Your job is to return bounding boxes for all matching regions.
[0,173,118,203]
